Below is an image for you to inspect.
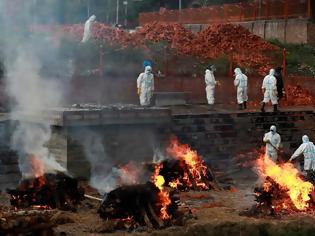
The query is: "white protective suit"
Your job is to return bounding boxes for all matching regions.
[205,69,217,105]
[290,135,315,171]
[81,15,96,43]
[137,66,154,106]
[262,69,278,105]
[233,68,248,104]
[263,125,281,162]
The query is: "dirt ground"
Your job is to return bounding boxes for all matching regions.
[2,169,315,236]
[44,182,315,236]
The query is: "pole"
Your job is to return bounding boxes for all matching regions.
[179,0,182,23]
[124,1,128,27]
[282,48,286,78]
[116,0,119,25]
[87,0,90,18]
[308,0,312,18]
[99,45,104,78]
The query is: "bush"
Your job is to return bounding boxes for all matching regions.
[269,39,315,76]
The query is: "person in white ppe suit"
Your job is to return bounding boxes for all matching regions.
[137,66,154,106]
[263,125,281,162]
[289,135,315,179]
[261,69,278,112]
[205,65,218,109]
[233,68,248,110]
[81,15,96,43]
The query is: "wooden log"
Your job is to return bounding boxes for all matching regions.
[84,194,102,202]
[141,207,153,228]
[147,203,164,228]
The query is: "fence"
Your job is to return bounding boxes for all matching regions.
[139,0,314,25]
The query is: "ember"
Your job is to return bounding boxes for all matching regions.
[164,137,220,191]
[7,172,84,210]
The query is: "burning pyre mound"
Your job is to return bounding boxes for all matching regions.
[98,181,183,229]
[242,155,315,217]
[7,172,84,210]
[161,137,220,191]
[97,138,217,230]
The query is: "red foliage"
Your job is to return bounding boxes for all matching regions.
[30,22,280,75]
[132,22,195,55]
[283,85,315,106]
[191,24,279,75]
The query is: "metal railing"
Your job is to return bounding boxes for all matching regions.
[139,0,313,25]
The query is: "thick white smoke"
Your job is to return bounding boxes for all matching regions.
[7,48,66,178]
[1,1,67,178]
[72,129,123,194]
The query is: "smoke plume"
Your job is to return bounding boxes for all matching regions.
[0,0,68,178]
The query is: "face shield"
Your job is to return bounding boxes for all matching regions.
[145,66,152,74]
[90,15,96,21]
[210,65,216,72]
[270,125,276,133]
[302,135,309,143]
[234,68,241,76]
[269,69,275,76]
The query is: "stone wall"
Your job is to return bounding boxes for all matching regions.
[0,121,20,189]
[166,109,315,174]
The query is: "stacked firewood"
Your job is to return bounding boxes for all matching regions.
[147,159,221,191]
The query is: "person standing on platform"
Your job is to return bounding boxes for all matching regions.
[261,69,278,113]
[137,66,154,106]
[205,65,218,110]
[233,68,248,110]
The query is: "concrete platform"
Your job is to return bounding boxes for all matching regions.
[10,104,171,126]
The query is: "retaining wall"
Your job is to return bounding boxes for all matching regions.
[166,109,315,176]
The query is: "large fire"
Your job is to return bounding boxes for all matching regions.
[151,164,171,220]
[167,137,209,190]
[257,154,314,211]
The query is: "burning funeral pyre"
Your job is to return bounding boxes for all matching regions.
[244,154,315,216]
[7,172,85,210]
[6,154,84,210]
[97,137,217,229]
[98,181,181,229]
[158,137,220,191]
[97,164,188,229]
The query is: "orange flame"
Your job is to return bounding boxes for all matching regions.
[169,179,181,188]
[29,154,44,178]
[151,164,171,220]
[257,154,313,210]
[167,137,209,190]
